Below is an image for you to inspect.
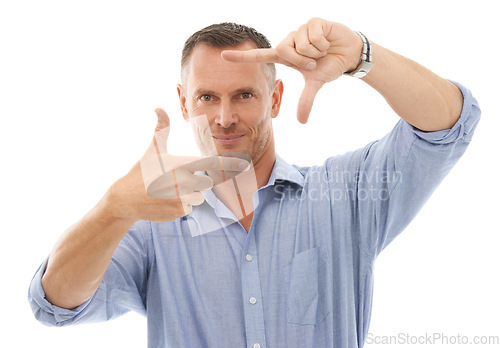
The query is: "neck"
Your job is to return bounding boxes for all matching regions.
[206,133,276,230]
[247,138,276,190]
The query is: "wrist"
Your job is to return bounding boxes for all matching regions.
[346,31,364,72]
[344,32,374,78]
[98,185,138,227]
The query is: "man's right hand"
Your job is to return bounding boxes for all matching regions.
[104,108,249,223]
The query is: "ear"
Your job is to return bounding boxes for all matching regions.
[271,79,284,119]
[177,84,190,122]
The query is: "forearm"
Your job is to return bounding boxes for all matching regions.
[41,190,136,309]
[361,42,464,132]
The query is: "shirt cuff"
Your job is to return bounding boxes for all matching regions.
[28,257,95,325]
[409,80,481,144]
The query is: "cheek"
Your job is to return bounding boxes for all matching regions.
[188,104,220,127]
[186,101,206,117]
[239,100,274,128]
[189,115,211,138]
[190,120,218,155]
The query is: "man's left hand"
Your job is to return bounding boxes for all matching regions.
[221,18,363,123]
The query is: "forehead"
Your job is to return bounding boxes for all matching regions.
[185,42,269,93]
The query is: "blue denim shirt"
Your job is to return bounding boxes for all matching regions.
[29,81,480,348]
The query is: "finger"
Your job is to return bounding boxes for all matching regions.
[145,170,179,199]
[165,168,214,195]
[180,155,250,173]
[153,108,170,153]
[307,20,331,53]
[180,191,205,206]
[276,32,317,70]
[297,79,325,124]
[145,169,213,199]
[179,203,193,217]
[190,172,214,192]
[294,24,327,59]
[221,48,281,64]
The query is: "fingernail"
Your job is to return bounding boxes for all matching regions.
[306,62,316,70]
[322,51,328,57]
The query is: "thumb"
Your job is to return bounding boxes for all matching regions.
[155,108,170,132]
[297,79,324,124]
[153,108,170,153]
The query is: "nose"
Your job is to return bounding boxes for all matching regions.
[215,99,238,128]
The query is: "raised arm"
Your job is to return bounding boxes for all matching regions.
[221,18,463,130]
[361,42,463,131]
[38,109,245,310]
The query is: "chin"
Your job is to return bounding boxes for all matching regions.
[215,148,253,162]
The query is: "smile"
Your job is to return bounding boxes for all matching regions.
[212,134,245,145]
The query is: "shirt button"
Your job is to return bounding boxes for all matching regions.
[253,344,261,348]
[245,254,253,262]
[249,297,257,305]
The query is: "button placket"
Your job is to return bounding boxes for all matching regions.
[241,232,266,348]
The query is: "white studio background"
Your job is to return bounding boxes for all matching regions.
[0,0,498,347]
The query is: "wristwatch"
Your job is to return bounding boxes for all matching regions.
[343,31,373,78]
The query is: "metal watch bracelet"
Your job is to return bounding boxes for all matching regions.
[344,31,374,78]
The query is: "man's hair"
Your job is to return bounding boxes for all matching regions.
[181,22,276,91]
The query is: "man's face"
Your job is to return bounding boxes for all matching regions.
[178,42,283,165]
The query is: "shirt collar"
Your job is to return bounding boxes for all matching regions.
[264,153,305,188]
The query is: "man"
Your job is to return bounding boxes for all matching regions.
[29,18,480,347]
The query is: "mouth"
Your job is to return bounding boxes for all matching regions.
[212,134,245,145]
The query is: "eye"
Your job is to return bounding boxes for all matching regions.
[200,95,212,102]
[240,92,253,99]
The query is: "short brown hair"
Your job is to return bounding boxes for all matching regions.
[181,22,276,91]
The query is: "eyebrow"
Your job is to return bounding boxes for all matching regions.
[194,87,260,96]
[194,89,215,96]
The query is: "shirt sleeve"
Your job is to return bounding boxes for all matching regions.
[327,80,481,257]
[28,220,151,326]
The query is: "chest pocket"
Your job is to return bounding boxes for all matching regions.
[283,245,332,326]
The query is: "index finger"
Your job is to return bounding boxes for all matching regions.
[221,48,281,64]
[180,155,251,173]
